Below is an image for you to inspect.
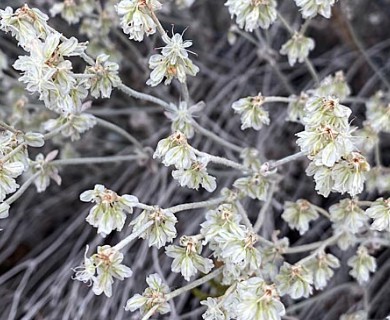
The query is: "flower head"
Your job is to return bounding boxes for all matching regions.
[366,197,390,232]
[280,32,315,66]
[125,273,170,316]
[130,207,177,248]
[165,235,214,281]
[225,0,278,31]
[232,94,270,130]
[282,199,319,235]
[80,184,139,237]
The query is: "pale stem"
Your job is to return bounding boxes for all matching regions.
[146,5,167,39]
[311,204,331,219]
[166,268,223,300]
[43,123,71,140]
[51,154,146,166]
[95,117,144,151]
[268,151,306,169]
[236,200,254,231]
[181,81,190,105]
[357,201,373,207]
[113,221,154,251]
[133,203,155,211]
[117,83,171,109]
[0,144,25,164]
[5,172,41,205]
[298,232,342,264]
[264,96,294,103]
[192,148,248,172]
[141,304,159,320]
[0,120,18,133]
[168,197,224,214]
[191,121,243,153]
[284,240,324,254]
[253,182,277,232]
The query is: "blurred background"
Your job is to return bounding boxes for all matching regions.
[0,0,389,319]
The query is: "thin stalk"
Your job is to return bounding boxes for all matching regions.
[254,182,277,232]
[117,83,171,109]
[114,221,154,251]
[0,120,18,133]
[168,197,224,214]
[52,154,146,166]
[5,172,40,205]
[191,121,243,153]
[269,151,306,170]
[192,148,248,172]
[166,268,223,300]
[95,117,144,151]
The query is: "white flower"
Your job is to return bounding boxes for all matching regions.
[130,207,177,248]
[80,184,139,237]
[282,199,319,235]
[235,277,285,320]
[347,246,376,285]
[200,203,242,245]
[296,124,355,167]
[0,161,25,202]
[232,94,270,130]
[215,227,261,271]
[50,0,94,24]
[165,235,214,281]
[153,131,197,169]
[73,245,133,297]
[276,263,313,299]
[125,273,170,316]
[366,198,390,232]
[331,152,370,197]
[43,101,96,141]
[85,54,121,98]
[116,0,162,42]
[302,97,352,129]
[286,92,309,123]
[72,245,96,285]
[172,157,217,192]
[294,0,337,19]
[0,5,50,49]
[30,151,62,193]
[200,297,229,320]
[280,32,315,66]
[304,251,340,290]
[147,33,199,86]
[225,0,278,31]
[312,71,351,100]
[329,198,367,233]
[233,173,269,201]
[164,101,204,138]
[306,162,334,197]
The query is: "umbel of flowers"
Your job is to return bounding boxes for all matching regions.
[296,96,370,197]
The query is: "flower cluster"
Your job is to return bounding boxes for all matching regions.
[147,33,199,87]
[280,32,315,66]
[225,0,278,31]
[116,0,162,42]
[73,245,133,297]
[296,96,370,197]
[131,206,177,248]
[125,273,170,316]
[154,131,217,192]
[165,235,214,281]
[232,93,270,130]
[294,0,338,19]
[80,184,139,237]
